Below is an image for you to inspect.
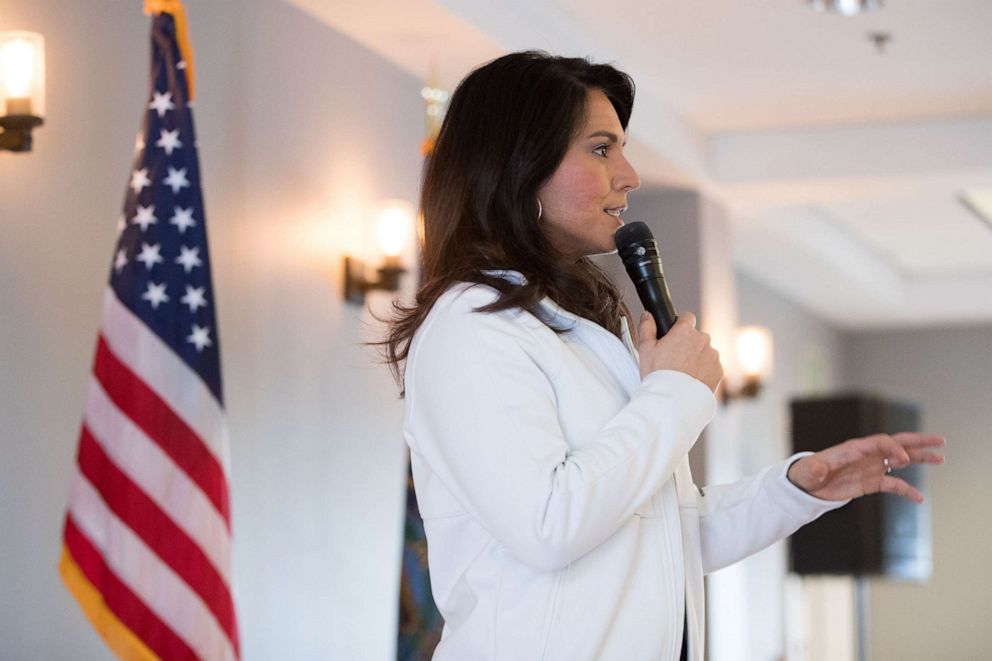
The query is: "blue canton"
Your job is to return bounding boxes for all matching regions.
[109,13,222,404]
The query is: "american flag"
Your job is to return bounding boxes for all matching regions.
[59,8,239,660]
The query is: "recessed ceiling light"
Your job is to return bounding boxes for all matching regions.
[809,0,884,16]
[960,189,992,231]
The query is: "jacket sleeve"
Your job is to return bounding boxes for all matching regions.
[698,452,849,574]
[404,291,716,572]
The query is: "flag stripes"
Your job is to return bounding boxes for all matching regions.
[62,524,193,661]
[83,374,231,584]
[68,472,238,660]
[76,428,237,644]
[99,289,229,472]
[93,333,230,523]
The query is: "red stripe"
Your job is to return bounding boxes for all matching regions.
[92,335,230,525]
[63,515,199,660]
[78,426,240,654]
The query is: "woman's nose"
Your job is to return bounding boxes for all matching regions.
[614,156,641,192]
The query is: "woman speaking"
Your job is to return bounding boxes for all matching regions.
[381,51,944,661]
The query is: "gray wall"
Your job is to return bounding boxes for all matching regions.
[720,271,853,661]
[1,2,421,659]
[846,324,992,661]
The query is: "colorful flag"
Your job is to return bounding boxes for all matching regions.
[59,4,238,659]
[397,77,447,661]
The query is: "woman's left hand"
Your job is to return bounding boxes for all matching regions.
[787,433,946,503]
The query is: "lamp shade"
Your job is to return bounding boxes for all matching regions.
[0,31,45,118]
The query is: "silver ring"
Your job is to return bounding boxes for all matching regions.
[883,457,892,474]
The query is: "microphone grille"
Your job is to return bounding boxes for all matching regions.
[614,221,654,250]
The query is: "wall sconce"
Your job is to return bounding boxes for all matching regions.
[0,31,45,152]
[343,200,415,305]
[722,325,773,402]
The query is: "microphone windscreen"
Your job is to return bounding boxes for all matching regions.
[614,221,654,249]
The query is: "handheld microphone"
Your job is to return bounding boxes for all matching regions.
[614,221,678,339]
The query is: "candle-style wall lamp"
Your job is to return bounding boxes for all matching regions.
[0,31,45,152]
[721,325,774,402]
[344,200,415,305]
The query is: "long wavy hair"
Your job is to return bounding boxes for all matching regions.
[381,51,636,393]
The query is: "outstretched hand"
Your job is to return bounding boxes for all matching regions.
[787,433,945,503]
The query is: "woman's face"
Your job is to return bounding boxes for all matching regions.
[537,89,641,260]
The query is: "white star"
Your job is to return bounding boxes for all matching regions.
[163,167,190,194]
[142,282,169,309]
[149,90,175,118]
[130,168,151,195]
[132,205,158,231]
[135,242,164,270]
[181,286,208,312]
[114,248,128,273]
[177,60,187,70]
[187,324,212,352]
[116,214,126,236]
[170,206,196,233]
[175,245,203,273]
[155,128,183,156]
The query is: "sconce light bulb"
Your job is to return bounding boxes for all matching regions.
[1,37,35,97]
[375,202,414,258]
[736,326,773,379]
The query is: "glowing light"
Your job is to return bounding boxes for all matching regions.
[374,200,415,258]
[736,326,773,379]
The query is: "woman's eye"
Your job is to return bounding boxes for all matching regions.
[593,144,609,157]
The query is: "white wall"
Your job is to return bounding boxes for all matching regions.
[845,324,992,661]
[733,271,857,661]
[1,2,422,659]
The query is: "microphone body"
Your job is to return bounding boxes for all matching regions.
[614,222,678,339]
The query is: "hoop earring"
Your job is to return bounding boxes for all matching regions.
[536,198,543,220]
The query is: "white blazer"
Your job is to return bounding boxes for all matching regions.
[403,279,845,660]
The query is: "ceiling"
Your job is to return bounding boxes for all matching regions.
[286,0,992,330]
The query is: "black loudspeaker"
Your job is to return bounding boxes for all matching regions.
[789,394,932,581]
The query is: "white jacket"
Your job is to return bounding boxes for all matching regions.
[403,280,845,660]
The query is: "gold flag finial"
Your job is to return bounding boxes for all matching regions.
[143,0,195,100]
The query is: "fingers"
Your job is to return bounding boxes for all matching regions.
[905,449,945,465]
[858,433,945,469]
[677,312,697,330]
[879,475,925,504]
[891,432,946,449]
[637,312,657,350]
[864,434,912,469]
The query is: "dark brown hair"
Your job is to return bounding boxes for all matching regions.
[381,51,635,393]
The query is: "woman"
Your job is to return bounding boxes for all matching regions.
[382,51,944,661]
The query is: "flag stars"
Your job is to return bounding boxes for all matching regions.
[141,282,169,309]
[170,206,196,233]
[149,90,175,118]
[175,245,203,273]
[181,286,208,313]
[164,167,190,194]
[130,168,151,195]
[132,205,158,231]
[187,324,212,352]
[114,248,128,273]
[135,243,164,270]
[156,128,183,156]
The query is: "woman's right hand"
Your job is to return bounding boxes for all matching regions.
[637,311,724,393]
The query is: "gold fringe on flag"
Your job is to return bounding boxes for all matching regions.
[143,0,196,100]
[59,547,159,661]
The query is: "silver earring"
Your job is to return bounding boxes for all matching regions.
[536,198,543,220]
